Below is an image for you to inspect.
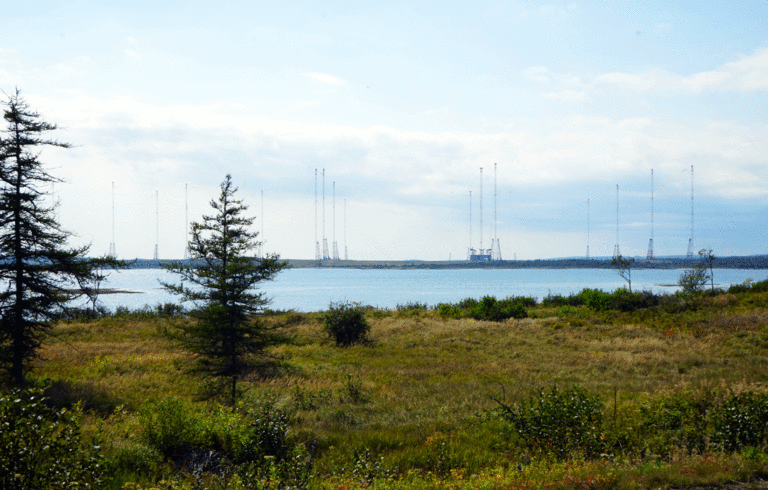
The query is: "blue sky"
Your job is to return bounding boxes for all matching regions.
[1,1,767,260]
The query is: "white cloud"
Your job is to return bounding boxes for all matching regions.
[545,89,586,101]
[523,66,550,83]
[305,72,345,87]
[593,47,768,94]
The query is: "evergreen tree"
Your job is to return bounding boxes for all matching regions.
[164,174,286,407]
[0,89,98,387]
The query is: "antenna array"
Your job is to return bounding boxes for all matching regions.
[154,190,158,260]
[314,169,320,261]
[344,199,348,260]
[492,162,502,260]
[686,165,694,257]
[108,182,116,258]
[183,184,189,260]
[322,169,330,260]
[647,169,654,259]
[613,184,620,257]
[332,181,340,260]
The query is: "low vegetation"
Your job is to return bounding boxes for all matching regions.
[5,278,768,488]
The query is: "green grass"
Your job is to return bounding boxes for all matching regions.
[15,286,768,488]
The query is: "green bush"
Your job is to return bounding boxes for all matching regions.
[437,303,463,319]
[469,296,527,322]
[140,397,206,459]
[636,389,714,457]
[493,385,604,459]
[579,288,613,311]
[713,391,768,452]
[0,387,108,489]
[323,301,371,346]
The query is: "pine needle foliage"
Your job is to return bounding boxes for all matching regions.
[0,89,101,387]
[163,175,287,407]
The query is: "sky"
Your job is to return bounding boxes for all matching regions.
[1,1,767,261]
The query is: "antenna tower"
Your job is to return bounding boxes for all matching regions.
[261,190,264,259]
[344,198,348,260]
[479,167,483,254]
[492,162,502,260]
[647,169,654,259]
[686,165,694,258]
[586,198,590,260]
[332,182,340,260]
[154,190,159,260]
[108,182,116,258]
[467,190,473,260]
[322,169,330,260]
[613,184,620,257]
[184,184,189,260]
[314,169,320,261]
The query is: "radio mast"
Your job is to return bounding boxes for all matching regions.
[492,162,502,260]
[183,184,189,260]
[108,182,116,258]
[613,184,620,257]
[154,190,159,260]
[332,181,340,260]
[322,169,330,260]
[686,165,694,258]
[315,169,320,261]
[647,169,654,259]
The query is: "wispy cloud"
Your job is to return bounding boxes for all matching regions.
[305,72,345,87]
[593,47,768,94]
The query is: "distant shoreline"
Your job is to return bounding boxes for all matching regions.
[124,255,768,270]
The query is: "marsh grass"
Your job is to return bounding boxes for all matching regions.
[17,287,768,488]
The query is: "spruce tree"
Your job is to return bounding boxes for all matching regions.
[164,174,286,407]
[0,89,97,387]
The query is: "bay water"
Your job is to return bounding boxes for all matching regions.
[89,267,768,313]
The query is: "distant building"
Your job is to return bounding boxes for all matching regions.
[468,248,492,262]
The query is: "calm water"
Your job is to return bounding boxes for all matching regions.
[88,267,768,313]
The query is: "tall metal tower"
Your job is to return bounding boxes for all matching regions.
[613,184,620,257]
[183,183,190,260]
[492,162,502,260]
[467,190,473,260]
[686,165,694,258]
[260,190,264,259]
[108,182,116,258]
[154,190,159,260]
[314,169,320,261]
[647,169,654,259]
[479,167,483,254]
[332,181,340,260]
[344,198,348,260]
[586,198,590,260]
[322,169,330,260]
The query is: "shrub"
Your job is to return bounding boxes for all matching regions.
[437,303,462,319]
[713,391,768,452]
[542,292,585,308]
[578,289,612,311]
[492,385,604,459]
[469,296,528,322]
[323,301,371,346]
[610,288,660,312]
[636,388,714,457]
[0,387,108,489]
[679,266,710,295]
[140,397,205,459]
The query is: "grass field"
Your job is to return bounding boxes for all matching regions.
[15,283,768,489]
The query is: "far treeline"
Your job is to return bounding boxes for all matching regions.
[129,255,768,270]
